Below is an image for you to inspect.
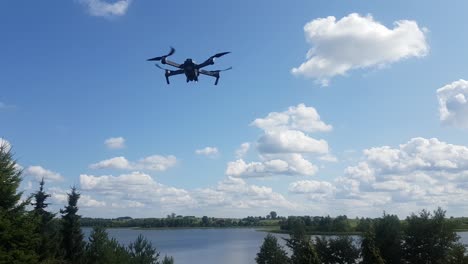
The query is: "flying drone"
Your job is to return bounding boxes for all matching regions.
[147,47,232,85]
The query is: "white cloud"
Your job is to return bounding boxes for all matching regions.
[258,130,329,154]
[235,142,251,158]
[90,155,177,171]
[225,154,317,178]
[225,104,331,178]
[79,0,132,17]
[289,180,336,200]
[90,156,130,170]
[437,79,468,128]
[79,172,300,216]
[292,13,429,85]
[195,147,219,158]
[105,137,125,149]
[252,104,332,133]
[338,137,468,209]
[24,166,64,182]
[0,138,11,152]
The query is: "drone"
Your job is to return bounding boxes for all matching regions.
[147,47,232,85]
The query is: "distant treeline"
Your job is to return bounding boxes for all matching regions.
[82,213,283,228]
[81,213,468,233]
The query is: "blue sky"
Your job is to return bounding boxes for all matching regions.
[1,0,468,218]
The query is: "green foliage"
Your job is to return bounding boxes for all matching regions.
[256,233,289,264]
[287,238,320,264]
[402,208,461,264]
[31,178,59,262]
[360,229,385,264]
[60,186,85,263]
[0,144,40,263]
[315,236,359,264]
[128,234,160,264]
[446,243,468,264]
[374,212,402,264]
[270,211,278,220]
[86,226,130,264]
[161,255,175,264]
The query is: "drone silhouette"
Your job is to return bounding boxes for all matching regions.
[147,47,232,85]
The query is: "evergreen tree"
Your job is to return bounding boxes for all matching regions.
[256,233,289,264]
[60,186,85,263]
[31,178,58,262]
[0,142,40,263]
[128,234,160,264]
[161,255,175,264]
[86,226,130,264]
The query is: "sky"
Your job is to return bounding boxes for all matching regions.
[1,0,468,218]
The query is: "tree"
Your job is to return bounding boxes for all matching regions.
[60,186,85,263]
[256,233,289,264]
[86,226,130,264]
[270,211,278,220]
[161,255,175,264]
[287,238,320,264]
[360,228,385,264]
[31,178,58,262]
[0,142,40,263]
[403,208,461,264]
[128,234,160,264]
[315,236,359,264]
[373,212,402,264]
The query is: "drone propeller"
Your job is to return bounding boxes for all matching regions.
[212,51,230,58]
[147,47,175,61]
[211,67,233,73]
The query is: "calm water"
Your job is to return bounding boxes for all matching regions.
[83,228,468,264]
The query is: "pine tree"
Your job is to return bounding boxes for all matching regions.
[256,233,289,264]
[32,178,58,261]
[0,142,40,263]
[86,226,130,264]
[128,234,160,264]
[60,186,85,263]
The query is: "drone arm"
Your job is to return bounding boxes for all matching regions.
[161,58,182,69]
[196,58,215,69]
[199,69,221,85]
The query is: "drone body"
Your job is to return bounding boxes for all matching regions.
[147,47,231,85]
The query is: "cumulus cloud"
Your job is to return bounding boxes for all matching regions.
[292,13,429,85]
[79,172,299,215]
[79,0,132,17]
[193,176,299,211]
[339,137,468,211]
[252,104,332,133]
[195,147,219,158]
[235,142,251,158]
[24,166,64,182]
[437,79,468,128]
[258,130,328,154]
[226,104,331,178]
[90,155,177,171]
[105,137,125,149]
[226,154,318,178]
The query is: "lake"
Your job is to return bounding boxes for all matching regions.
[83,228,468,264]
